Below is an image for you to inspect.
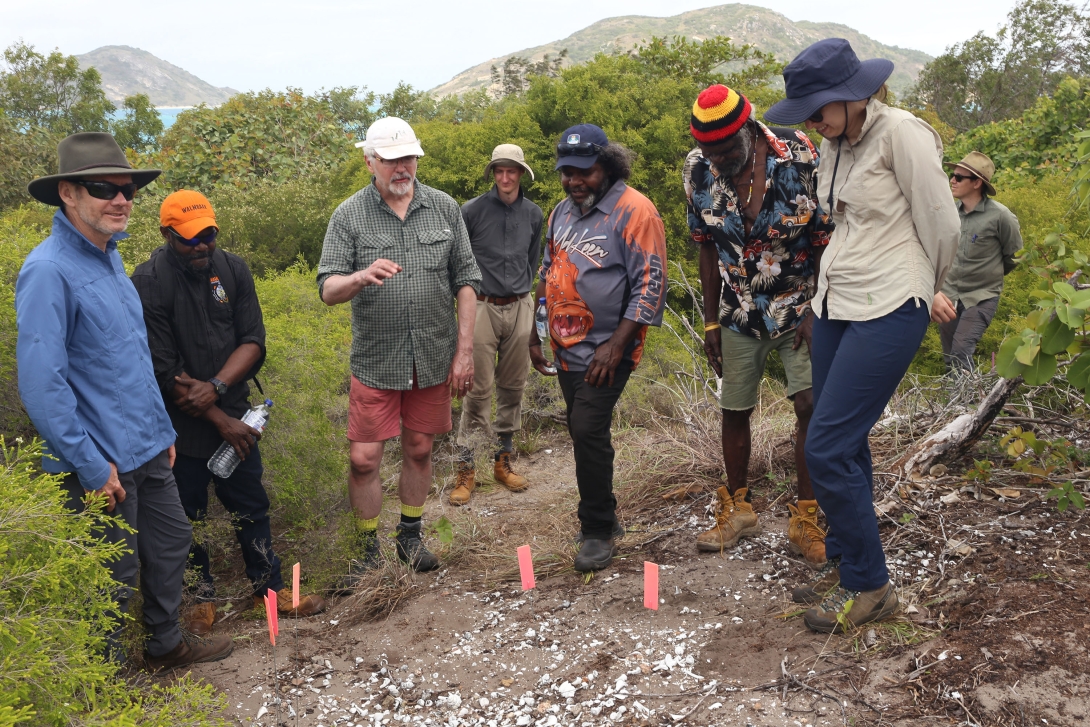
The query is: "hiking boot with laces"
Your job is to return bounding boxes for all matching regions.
[493,451,529,492]
[334,531,382,594]
[791,557,840,605]
[144,631,233,672]
[787,500,827,569]
[449,465,476,506]
[696,486,760,552]
[803,581,899,633]
[183,602,217,636]
[395,521,440,572]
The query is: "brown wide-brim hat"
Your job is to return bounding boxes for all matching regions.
[27,132,161,206]
[943,150,997,196]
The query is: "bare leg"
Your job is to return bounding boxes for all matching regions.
[793,388,815,502]
[721,408,753,495]
[348,440,385,520]
[398,427,435,508]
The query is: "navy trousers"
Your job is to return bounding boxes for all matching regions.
[173,443,284,598]
[805,299,930,592]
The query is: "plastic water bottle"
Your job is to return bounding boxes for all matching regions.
[534,298,557,374]
[535,297,549,342]
[207,399,273,478]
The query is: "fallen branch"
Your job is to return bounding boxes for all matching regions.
[897,376,1022,479]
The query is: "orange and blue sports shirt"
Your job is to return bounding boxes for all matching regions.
[539,181,667,372]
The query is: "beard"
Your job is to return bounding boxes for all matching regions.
[75,201,129,237]
[379,172,415,198]
[568,177,612,213]
[715,130,754,178]
[169,244,211,275]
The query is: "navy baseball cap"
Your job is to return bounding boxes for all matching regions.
[555,124,609,170]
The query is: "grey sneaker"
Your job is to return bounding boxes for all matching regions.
[791,557,840,605]
[395,521,440,572]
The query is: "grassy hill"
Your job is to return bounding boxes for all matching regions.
[76,46,237,106]
[431,4,931,99]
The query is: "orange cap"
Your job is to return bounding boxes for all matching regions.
[160,190,218,239]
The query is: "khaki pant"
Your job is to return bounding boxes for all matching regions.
[458,295,534,445]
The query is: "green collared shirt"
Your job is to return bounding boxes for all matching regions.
[317,181,482,390]
[941,196,1023,309]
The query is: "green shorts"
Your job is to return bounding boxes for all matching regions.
[720,326,812,411]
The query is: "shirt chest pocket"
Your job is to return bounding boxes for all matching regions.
[418,229,452,272]
[354,234,396,270]
[964,224,997,261]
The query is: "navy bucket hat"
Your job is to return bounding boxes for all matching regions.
[764,39,894,125]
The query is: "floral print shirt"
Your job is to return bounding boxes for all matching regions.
[684,123,834,339]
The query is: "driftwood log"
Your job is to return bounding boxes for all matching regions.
[897,376,1023,479]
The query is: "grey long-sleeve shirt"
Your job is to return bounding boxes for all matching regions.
[460,186,543,298]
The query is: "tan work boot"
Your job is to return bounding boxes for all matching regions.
[449,465,476,506]
[787,500,827,569]
[144,632,233,672]
[253,588,326,617]
[803,581,899,633]
[696,486,761,552]
[493,452,529,492]
[183,602,217,636]
[792,557,840,605]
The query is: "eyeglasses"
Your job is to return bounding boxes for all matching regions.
[950,173,975,182]
[73,180,139,201]
[169,228,218,247]
[556,141,604,157]
[807,111,823,123]
[376,156,418,167]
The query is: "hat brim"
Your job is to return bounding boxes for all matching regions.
[554,154,599,171]
[484,158,535,182]
[371,142,425,160]
[763,58,895,125]
[944,161,997,196]
[170,216,219,239]
[27,167,161,206]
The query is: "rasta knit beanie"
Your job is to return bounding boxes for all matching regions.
[690,84,752,144]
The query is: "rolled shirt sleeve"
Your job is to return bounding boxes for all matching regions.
[448,206,482,293]
[890,118,961,294]
[16,261,112,489]
[316,204,356,299]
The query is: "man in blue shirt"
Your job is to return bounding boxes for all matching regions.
[16,133,233,671]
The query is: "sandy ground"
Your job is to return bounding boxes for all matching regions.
[175,435,1090,727]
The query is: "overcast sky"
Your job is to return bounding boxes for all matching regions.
[2,0,1019,95]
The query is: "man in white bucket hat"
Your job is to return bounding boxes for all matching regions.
[318,117,481,586]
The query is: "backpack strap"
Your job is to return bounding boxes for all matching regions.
[153,245,176,317]
[211,248,237,305]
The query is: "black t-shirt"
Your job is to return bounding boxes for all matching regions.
[132,245,266,459]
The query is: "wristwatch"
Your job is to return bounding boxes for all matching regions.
[209,378,228,397]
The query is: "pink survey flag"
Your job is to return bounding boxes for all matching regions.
[644,561,659,610]
[292,562,301,610]
[264,594,276,646]
[517,545,535,590]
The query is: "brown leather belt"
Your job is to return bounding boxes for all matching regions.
[477,292,527,306]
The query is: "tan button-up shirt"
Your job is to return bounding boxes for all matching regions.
[813,99,960,321]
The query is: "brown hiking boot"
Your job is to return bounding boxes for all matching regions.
[252,589,326,617]
[787,500,827,569]
[144,632,233,672]
[449,465,476,506]
[791,557,840,604]
[493,452,528,492]
[696,486,760,552]
[804,581,899,633]
[183,602,217,636]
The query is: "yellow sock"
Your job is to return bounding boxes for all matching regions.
[359,515,380,531]
[400,503,424,519]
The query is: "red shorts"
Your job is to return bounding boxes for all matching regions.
[347,376,452,442]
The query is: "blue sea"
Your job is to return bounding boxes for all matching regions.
[108,107,189,129]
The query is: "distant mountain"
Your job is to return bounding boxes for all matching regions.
[76,46,238,107]
[431,4,931,99]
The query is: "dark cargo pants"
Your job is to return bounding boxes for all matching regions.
[62,449,191,659]
[938,296,999,372]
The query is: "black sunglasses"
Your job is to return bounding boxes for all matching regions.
[169,228,218,247]
[950,173,975,182]
[73,180,139,201]
[556,141,604,157]
[807,111,823,123]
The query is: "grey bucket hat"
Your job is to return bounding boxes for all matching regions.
[27,132,161,206]
[484,143,534,181]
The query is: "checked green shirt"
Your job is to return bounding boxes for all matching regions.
[317,181,481,390]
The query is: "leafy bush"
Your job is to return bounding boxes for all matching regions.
[0,208,46,437]
[0,438,229,726]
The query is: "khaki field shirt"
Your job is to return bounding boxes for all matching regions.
[941,197,1023,309]
[814,99,960,321]
[317,181,482,390]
